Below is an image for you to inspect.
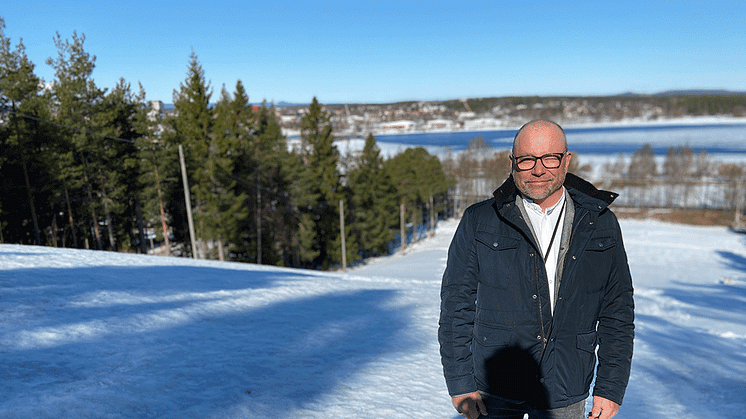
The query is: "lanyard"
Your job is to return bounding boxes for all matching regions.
[537,197,566,361]
[542,199,566,263]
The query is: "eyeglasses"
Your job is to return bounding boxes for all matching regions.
[511,152,567,171]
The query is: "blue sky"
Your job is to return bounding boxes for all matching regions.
[2,1,745,104]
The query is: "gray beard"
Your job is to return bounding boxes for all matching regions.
[513,172,565,201]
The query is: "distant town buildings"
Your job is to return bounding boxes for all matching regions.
[147,100,164,122]
[147,95,746,139]
[271,94,746,138]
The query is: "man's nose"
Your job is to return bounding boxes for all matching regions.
[531,160,547,176]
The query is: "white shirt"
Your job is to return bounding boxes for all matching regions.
[523,188,566,312]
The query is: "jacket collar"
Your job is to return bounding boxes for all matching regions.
[493,173,618,211]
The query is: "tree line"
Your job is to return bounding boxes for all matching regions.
[440,134,746,223]
[441,135,593,212]
[602,144,746,215]
[438,94,746,122]
[0,22,452,269]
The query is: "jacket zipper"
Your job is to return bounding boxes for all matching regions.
[539,208,589,363]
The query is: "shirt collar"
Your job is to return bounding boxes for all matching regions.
[523,187,566,215]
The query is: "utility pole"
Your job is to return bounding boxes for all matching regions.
[257,172,262,265]
[400,201,406,250]
[179,144,198,258]
[430,195,436,237]
[150,139,170,256]
[339,199,346,270]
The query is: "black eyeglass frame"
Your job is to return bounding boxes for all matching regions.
[510,151,568,171]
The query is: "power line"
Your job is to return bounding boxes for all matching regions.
[3,111,138,144]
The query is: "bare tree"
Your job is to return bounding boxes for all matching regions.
[627,144,657,206]
[719,164,745,210]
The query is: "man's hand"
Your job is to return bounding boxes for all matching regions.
[587,396,620,419]
[452,391,487,419]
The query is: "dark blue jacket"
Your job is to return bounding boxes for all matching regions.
[438,173,634,408]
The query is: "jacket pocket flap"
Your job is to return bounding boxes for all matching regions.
[474,323,512,347]
[475,232,519,251]
[576,331,598,353]
[586,236,616,251]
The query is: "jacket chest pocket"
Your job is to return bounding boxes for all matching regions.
[475,231,520,289]
[586,235,616,252]
[581,234,617,293]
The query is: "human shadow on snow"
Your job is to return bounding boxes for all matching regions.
[0,264,412,418]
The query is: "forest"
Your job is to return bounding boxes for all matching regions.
[3,21,745,268]
[0,23,452,269]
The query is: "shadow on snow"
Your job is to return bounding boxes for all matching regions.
[623,312,746,418]
[0,264,412,418]
[716,250,746,276]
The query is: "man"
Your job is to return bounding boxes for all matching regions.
[439,120,634,419]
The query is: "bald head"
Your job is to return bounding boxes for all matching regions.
[510,119,572,209]
[512,119,567,155]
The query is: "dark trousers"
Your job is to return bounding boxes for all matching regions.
[479,392,585,419]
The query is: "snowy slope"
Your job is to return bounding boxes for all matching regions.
[1,218,745,418]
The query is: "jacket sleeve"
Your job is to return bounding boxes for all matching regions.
[593,213,635,405]
[438,208,480,396]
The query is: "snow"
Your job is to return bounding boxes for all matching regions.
[1,218,745,418]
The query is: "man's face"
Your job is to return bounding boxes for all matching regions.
[511,122,572,202]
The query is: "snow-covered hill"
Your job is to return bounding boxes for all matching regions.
[1,218,745,418]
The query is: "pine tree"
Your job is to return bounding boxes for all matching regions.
[0,19,43,244]
[136,99,176,255]
[215,82,256,262]
[0,20,57,245]
[254,103,298,266]
[209,82,250,260]
[295,97,348,268]
[46,31,108,250]
[348,133,398,258]
[384,147,452,243]
[94,79,149,251]
[228,95,300,266]
[168,51,214,257]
